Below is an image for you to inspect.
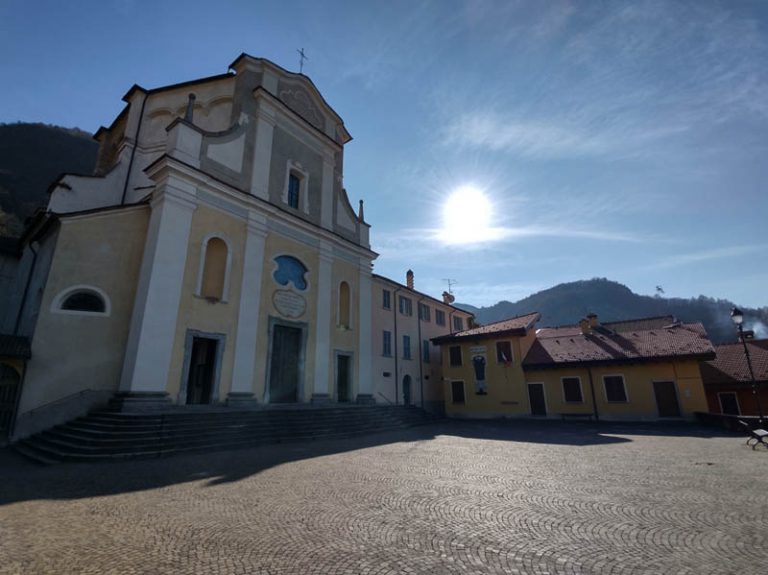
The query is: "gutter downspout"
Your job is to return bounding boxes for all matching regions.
[587,366,600,422]
[14,241,39,336]
[392,288,401,405]
[120,92,148,205]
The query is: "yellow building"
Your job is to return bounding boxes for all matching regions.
[434,313,714,421]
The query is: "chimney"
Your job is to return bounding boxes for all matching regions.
[579,318,590,335]
[586,312,599,328]
[406,269,414,290]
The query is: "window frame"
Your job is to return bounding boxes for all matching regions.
[603,374,629,403]
[435,309,446,326]
[418,302,431,322]
[382,289,391,310]
[453,316,464,332]
[449,345,463,367]
[399,295,413,316]
[51,285,111,317]
[382,330,392,357]
[561,376,584,403]
[402,335,412,360]
[422,339,430,363]
[717,391,741,415]
[281,160,310,214]
[451,380,466,404]
[495,340,513,364]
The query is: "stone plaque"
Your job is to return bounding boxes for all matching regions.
[273,289,306,319]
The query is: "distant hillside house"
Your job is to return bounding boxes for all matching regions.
[0,55,473,442]
[433,313,715,421]
[700,340,768,417]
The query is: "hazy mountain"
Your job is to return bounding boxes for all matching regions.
[457,278,767,345]
[0,122,98,237]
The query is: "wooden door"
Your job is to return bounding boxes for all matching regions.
[269,325,302,403]
[186,338,217,405]
[653,381,681,417]
[528,383,547,416]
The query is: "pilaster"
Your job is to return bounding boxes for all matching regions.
[118,184,196,403]
[228,212,268,407]
[249,102,276,200]
[320,153,334,230]
[312,242,333,401]
[356,259,375,404]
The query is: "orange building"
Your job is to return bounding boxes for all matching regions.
[700,340,768,417]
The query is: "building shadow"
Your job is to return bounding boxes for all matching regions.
[0,420,736,506]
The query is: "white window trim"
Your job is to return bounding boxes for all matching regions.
[195,233,233,303]
[602,373,629,403]
[282,160,310,214]
[495,340,515,364]
[51,284,111,317]
[561,376,584,403]
[717,391,741,415]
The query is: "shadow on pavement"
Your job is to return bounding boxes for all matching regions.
[0,420,735,506]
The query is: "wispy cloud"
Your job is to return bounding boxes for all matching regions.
[643,244,768,271]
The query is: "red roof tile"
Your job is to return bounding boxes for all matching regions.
[700,340,768,384]
[431,312,540,344]
[523,321,715,368]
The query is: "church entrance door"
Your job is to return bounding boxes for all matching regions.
[186,337,217,405]
[269,325,302,403]
[336,354,351,402]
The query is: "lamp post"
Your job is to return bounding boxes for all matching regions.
[730,307,764,426]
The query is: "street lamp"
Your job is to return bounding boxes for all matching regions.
[730,307,764,426]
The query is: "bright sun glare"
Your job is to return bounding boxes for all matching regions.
[440,185,498,244]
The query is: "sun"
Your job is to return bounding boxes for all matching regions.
[440,185,496,244]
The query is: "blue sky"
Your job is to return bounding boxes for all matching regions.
[2,1,767,308]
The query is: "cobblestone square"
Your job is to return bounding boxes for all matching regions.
[1,421,766,574]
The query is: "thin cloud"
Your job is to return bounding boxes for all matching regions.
[643,244,768,271]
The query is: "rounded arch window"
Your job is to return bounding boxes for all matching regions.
[53,285,111,316]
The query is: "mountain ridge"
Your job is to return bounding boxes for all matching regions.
[456,278,767,345]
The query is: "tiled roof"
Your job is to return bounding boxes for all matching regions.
[523,321,715,368]
[0,334,31,359]
[700,340,768,384]
[431,312,540,344]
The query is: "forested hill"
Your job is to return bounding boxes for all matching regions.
[457,278,768,345]
[0,122,98,237]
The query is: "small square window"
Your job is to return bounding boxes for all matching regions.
[562,377,583,403]
[496,341,513,364]
[604,375,627,402]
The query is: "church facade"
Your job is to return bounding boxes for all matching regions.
[3,55,466,440]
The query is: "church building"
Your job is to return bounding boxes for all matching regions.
[2,54,467,440]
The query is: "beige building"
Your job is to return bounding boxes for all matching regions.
[0,55,400,440]
[371,271,474,413]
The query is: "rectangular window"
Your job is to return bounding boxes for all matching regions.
[449,345,462,367]
[418,302,431,322]
[603,375,628,402]
[451,380,466,404]
[382,330,392,357]
[453,316,464,332]
[399,296,412,316]
[496,341,513,364]
[403,335,411,360]
[435,309,446,326]
[562,377,583,403]
[382,289,391,309]
[422,339,430,362]
[288,173,301,209]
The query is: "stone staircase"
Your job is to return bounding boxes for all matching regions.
[13,405,438,464]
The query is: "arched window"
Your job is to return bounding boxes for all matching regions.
[196,235,232,302]
[52,285,111,316]
[338,281,351,328]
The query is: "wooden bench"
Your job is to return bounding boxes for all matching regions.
[738,420,768,450]
[560,413,594,422]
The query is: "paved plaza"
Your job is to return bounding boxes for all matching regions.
[1,421,767,574]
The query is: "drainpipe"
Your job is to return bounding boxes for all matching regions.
[120,92,148,205]
[417,296,426,409]
[587,366,600,422]
[392,287,401,405]
[14,241,39,336]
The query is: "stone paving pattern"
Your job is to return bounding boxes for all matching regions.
[1,421,767,574]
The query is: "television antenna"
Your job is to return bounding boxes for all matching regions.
[442,278,457,294]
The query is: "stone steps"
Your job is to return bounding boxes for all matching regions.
[14,405,438,464]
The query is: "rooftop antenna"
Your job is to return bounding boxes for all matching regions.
[442,278,457,294]
[297,48,308,74]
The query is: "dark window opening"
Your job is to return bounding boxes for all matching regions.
[61,291,106,313]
